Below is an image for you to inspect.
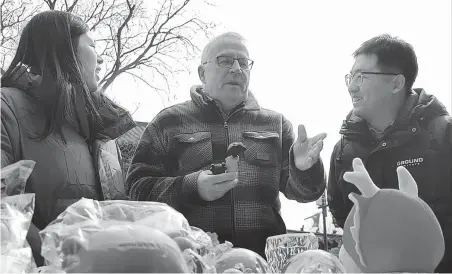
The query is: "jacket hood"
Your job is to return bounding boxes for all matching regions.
[340,88,449,138]
[189,85,260,114]
[4,66,136,140]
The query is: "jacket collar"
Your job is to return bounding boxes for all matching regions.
[190,85,260,114]
[340,88,449,139]
[6,65,136,140]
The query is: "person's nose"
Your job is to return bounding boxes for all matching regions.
[229,60,242,74]
[348,83,359,94]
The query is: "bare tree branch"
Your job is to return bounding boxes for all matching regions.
[63,0,79,12]
[43,0,57,10]
[125,70,166,106]
[1,0,218,99]
[0,0,43,71]
[130,102,141,115]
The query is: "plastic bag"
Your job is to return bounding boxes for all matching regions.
[265,233,318,273]
[202,240,273,273]
[205,246,272,273]
[183,248,216,273]
[186,226,220,256]
[1,160,37,273]
[1,160,35,197]
[282,249,346,273]
[40,198,209,270]
[61,224,190,273]
[1,241,36,274]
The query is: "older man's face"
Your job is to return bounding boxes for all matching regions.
[200,37,250,110]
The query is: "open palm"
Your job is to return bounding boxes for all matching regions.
[293,125,327,171]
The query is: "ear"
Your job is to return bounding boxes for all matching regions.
[391,74,406,94]
[396,166,418,197]
[198,65,206,84]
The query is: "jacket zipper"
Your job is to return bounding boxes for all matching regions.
[226,104,246,242]
[212,100,244,243]
[223,120,236,240]
[94,141,105,200]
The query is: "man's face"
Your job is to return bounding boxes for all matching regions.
[348,54,395,121]
[199,37,250,109]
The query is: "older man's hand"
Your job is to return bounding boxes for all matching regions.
[293,125,327,171]
[197,170,238,201]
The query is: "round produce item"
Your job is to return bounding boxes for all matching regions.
[63,225,189,273]
[212,248,271,273]
[283,249,346,273]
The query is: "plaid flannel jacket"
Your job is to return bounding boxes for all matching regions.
[126,86,326,255]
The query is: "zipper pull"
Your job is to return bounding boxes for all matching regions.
[224,121,228,128]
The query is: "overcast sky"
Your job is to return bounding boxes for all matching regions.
[106,0,451,230]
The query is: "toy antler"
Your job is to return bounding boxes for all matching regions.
[396,166,418,197]
[343,158,379,198]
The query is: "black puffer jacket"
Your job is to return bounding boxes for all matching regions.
[328,89,452,271]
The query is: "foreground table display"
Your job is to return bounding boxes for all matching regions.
[34,198,342,273]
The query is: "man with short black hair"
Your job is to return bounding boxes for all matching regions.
[328,34,452,272]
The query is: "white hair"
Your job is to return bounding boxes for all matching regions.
[201,32,247,64]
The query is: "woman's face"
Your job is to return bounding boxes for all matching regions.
[77,31,103,92]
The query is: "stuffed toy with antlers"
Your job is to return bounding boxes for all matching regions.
[338,158,445,273]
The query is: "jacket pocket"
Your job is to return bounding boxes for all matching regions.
[174,132,213,172]
[242,131,280,167]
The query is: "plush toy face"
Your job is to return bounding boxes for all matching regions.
[338,158,445,273]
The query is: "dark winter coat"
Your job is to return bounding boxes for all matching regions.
[328,89,452,272]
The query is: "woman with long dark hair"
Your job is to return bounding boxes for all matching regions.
[1,10,136,265]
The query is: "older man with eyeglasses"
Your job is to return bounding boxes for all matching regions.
[126,32,327,257]
[328,34,452,273]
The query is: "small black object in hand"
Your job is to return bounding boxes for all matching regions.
[226,142,247,158]
[210,163,226,175]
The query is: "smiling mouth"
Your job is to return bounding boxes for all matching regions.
[352,97,362,103]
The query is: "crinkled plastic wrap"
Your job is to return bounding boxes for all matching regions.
[204,243,272,273]
[170,227,219,273]
[1,160,35,197]
[61,224,190,273]
[183,248,216,273]
[40,198,214,271]
[282,249,346,273]
[1,160,37,273]
[1,196,37,274]
[265,233,318,273]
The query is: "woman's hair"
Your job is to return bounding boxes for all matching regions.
[1,10,108,142]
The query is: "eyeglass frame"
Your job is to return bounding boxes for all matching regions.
[202,56,254,71]
[345,71,400,87]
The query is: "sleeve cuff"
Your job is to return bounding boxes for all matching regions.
[179,170,203,204]
[289,146,322,191]
[287,146,326,201]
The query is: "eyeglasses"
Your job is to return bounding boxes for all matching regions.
[203,56,254,70]
[345,72,400,87]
